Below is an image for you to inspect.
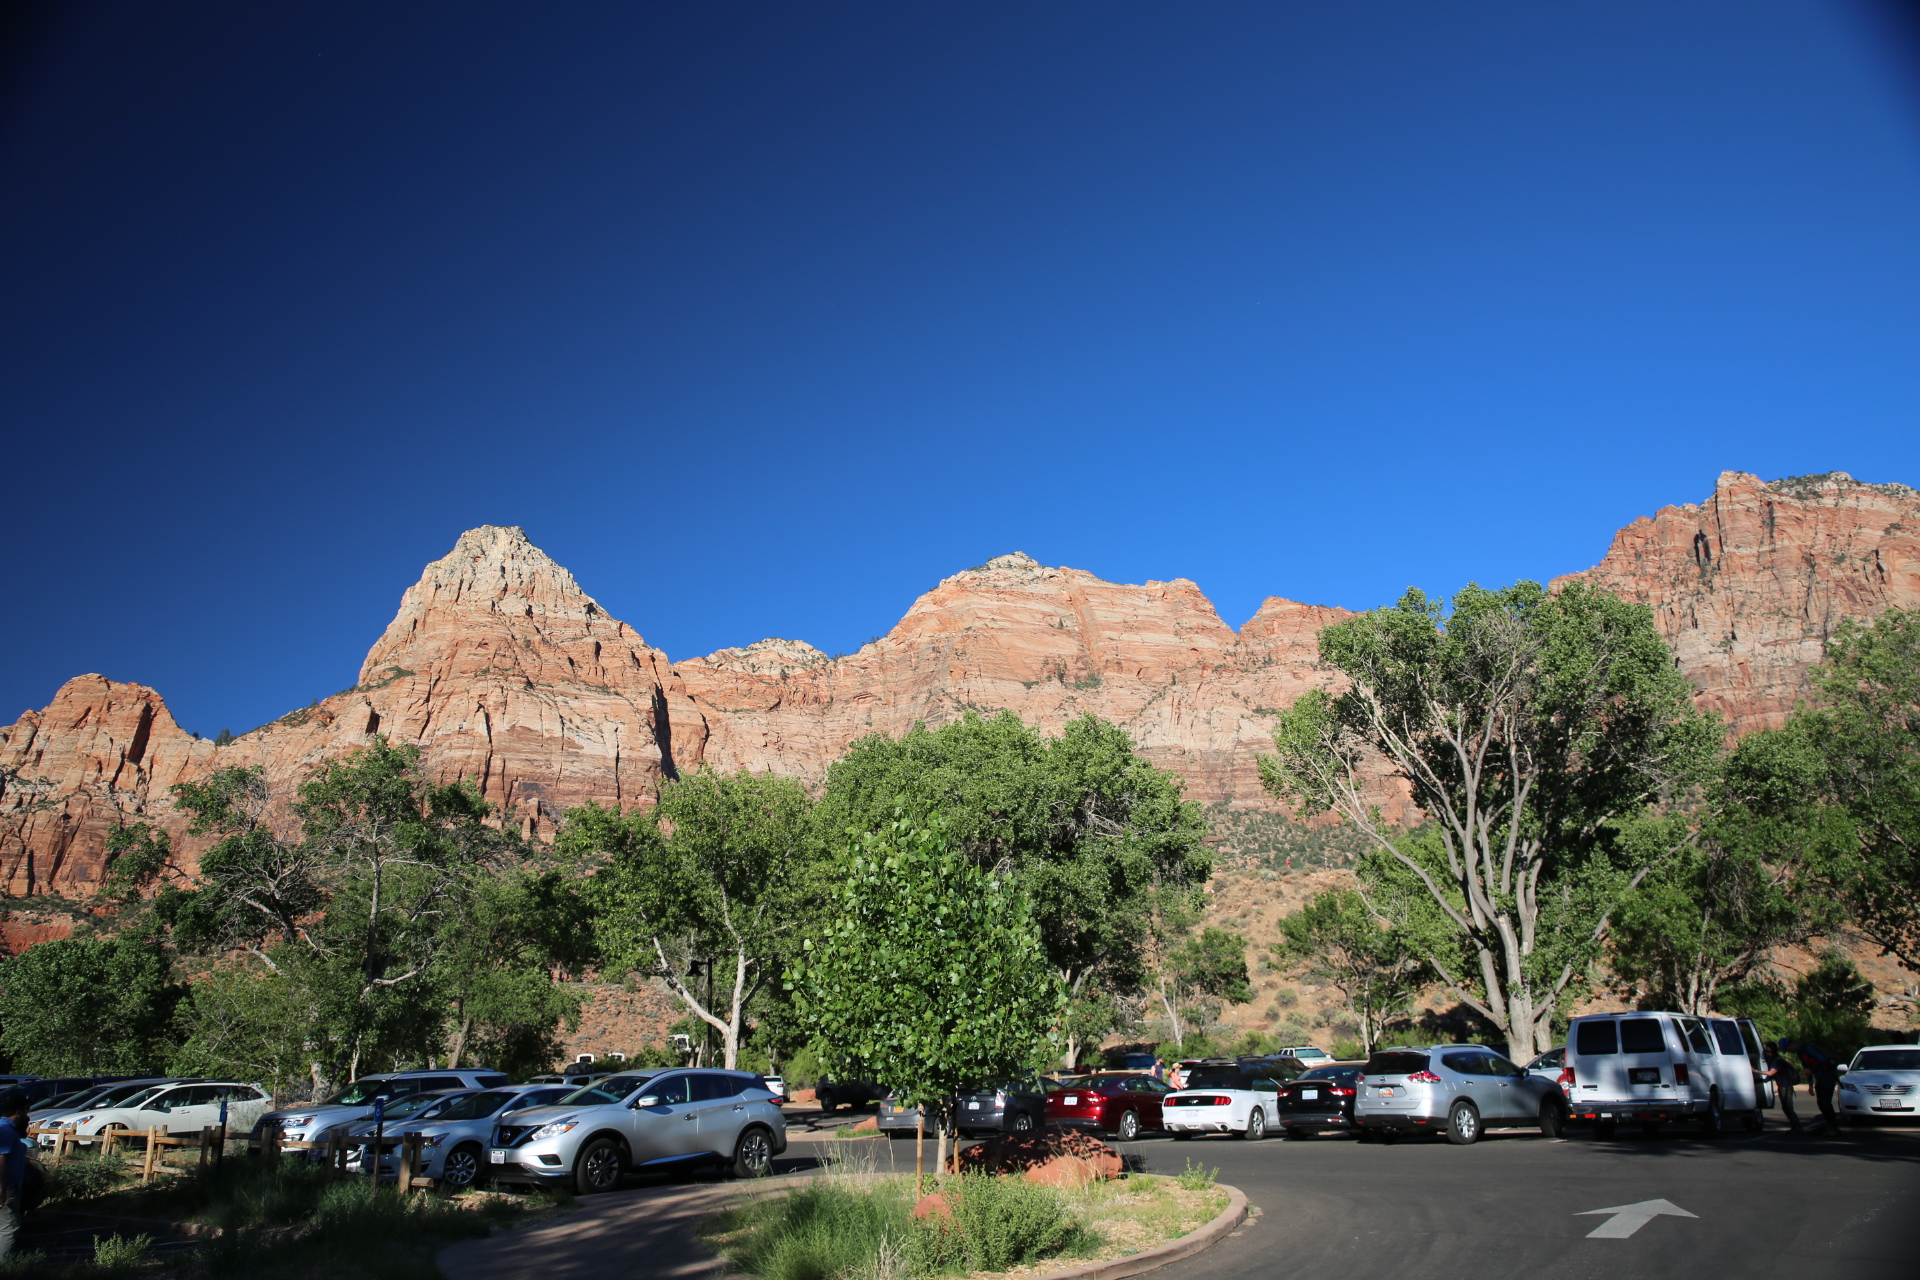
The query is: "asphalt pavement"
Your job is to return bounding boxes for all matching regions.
[831,1103,1919,1280]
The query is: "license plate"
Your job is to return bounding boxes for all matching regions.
[967,1102,979,1110]
[1063,1096,1077,1105]
[489,1150,507,1164]
[1377,1088,1397,1097]
[1874,1101,1906,1111]
[1301,1090,1319,1100]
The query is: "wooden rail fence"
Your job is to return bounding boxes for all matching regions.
[26,1123,438,1192]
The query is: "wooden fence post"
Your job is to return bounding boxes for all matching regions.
[216,1123,227,1164]
[199,1126,214,1168]
[141,1126,163,1184]
[102,1127,120,1159]
[398,1132,418,1193]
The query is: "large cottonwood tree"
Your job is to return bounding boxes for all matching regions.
[1260,581,1716,1062]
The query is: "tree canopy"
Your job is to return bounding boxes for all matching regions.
[1261,580,1718,1060]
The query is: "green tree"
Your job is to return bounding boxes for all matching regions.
[164,739,524,1083]
[1606,810,1821,1016]
[790,817,1065,1177]
[558,769,824,1070]
[0,935,185,1075]
[815,712,1211,1066]
[1260,581,1718,1061]
[1724,609,1920,973]
[1150,925,1250,1048]
[1273,888,1432,1054]
[433,868,595,1077]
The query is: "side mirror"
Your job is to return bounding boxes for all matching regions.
[1837,1065,1849,1076]
[634,1096,660,1108]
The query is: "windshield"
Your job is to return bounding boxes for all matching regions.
[379,1091,467,1120]
[114,1085,169,1109]
[560,1073,658,1106]
[1854,1050,1920,1071]
[324,1080,397,1107]
[429,1091,517,1122]
[47,1087,112,1111]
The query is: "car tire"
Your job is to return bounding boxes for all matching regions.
[1445,1100,1480,1146]
[573,1137,624,1194]
[732,1126,774,1179]
[1702,1090,1725,1138]
[1538,1099,1565,1138]
[819,1093,837,1113]
[1010,1112,1035,1134]
[1242,1108,1266,1142]
[441,1143,486,1192]
[1116,1110,1141,1142]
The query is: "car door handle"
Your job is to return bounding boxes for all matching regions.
[732,1105,746,1112]
[684,1114,697,1121]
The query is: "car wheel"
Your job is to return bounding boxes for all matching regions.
[732,1126,774,1179]
[819,1093,837,1113]
[1010,1111,1035,1134]
[1538,1099,1565,1138]
[1446,1100,1480,1146]
[1702,1090,1724,1138]
[441,1143,486,1192]
[1242,1108,1266,1142]
[573,1138,624,1194]
[1116,1110,1141,1142]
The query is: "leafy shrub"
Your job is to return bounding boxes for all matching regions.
[48,1153,129,1203]
[716,1180,912,1280]
[92,1232,152,1271]
[1174,1159,1217,1192]
[948,1174,1078,1271]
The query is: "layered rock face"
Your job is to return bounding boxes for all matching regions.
[1556,471,1920,732]
[5,471,1916,898]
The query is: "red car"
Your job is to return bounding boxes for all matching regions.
[1044,1073,1174,1141]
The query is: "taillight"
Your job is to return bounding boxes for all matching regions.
[1329,1086,1355,1097]
[1408,1071,1442,1083]
[1557,1067,1575,1091]
[1674,1064,1689,1086]
[994,1091,1006,1106]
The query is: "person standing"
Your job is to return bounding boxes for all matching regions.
[1762,1043,1802,1132]
[0,1089,30,1263]
[1791,1039,1843,1130]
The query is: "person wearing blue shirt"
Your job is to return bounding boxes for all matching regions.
[0,1088,31,1262]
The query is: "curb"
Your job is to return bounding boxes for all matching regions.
[1018,1184,1247,1280]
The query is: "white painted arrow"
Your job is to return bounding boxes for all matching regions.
[1577,1199,1698,1239]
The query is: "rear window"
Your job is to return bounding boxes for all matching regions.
[1363,1052,1430,1077]
[1575,1021,1618,1056]
[1620,1019,1668,1055]
[1854,1050,1920,1071]
[1710,1021,1746,1057]
[1301,1067,1359,1083]
[1186,1069,1249,1090]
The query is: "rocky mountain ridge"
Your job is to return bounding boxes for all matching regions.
[6,470,1918,902]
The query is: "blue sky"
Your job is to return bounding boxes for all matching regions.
[3,1,1919,739]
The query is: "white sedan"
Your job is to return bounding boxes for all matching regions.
[1838,1045,1920,1121]
[63,1081,272,1144]
[1161,1063,1292,1141]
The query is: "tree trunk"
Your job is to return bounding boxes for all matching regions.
[448,1006,473,1069]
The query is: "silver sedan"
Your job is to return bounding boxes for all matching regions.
[367,1084,575,1189]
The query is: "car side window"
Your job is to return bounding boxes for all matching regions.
[1618,1019,1668,1055]
[1679,1019,1712,1055]
[648,1075,692,1105]
[1485,1055,1523,1078]
[145,1089,189,1111]
[1710,1020,1746,1057]
[1141,1078,1174,1094]
[1441,1052,1480,1075]
[689,1074,732,1102]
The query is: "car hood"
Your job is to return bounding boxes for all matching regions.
[499,1103,599,1126]
[264,1104,368,1126]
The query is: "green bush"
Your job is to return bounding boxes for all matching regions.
[1174,1159,1217,1192]
[718,1179,913,1280]
[947,1174,1079,1272]
[47,1153,130,1204]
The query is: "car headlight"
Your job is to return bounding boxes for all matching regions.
[1840,1082,1858,1093]
[422,1134,445,1148]
[74,1115,95,1126]
[280,1116,317,1128]
[531,1118,579,1141]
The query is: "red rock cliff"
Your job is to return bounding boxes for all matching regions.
[6,471,1917,898]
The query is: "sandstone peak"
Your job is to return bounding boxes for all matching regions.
[691,637,831,674]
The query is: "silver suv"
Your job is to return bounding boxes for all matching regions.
[488,1068,785,1193]
[1355,1045,1561,1144]
[254,1068,510,1152]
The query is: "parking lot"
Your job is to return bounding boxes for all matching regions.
[804,1103,1920,1280]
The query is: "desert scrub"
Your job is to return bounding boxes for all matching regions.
[910,1174,1089,1274]
[702,1179,916,1280]
[1173,1159,1217,1192]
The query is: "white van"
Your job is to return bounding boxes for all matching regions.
[1563,1011,1769,1136]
